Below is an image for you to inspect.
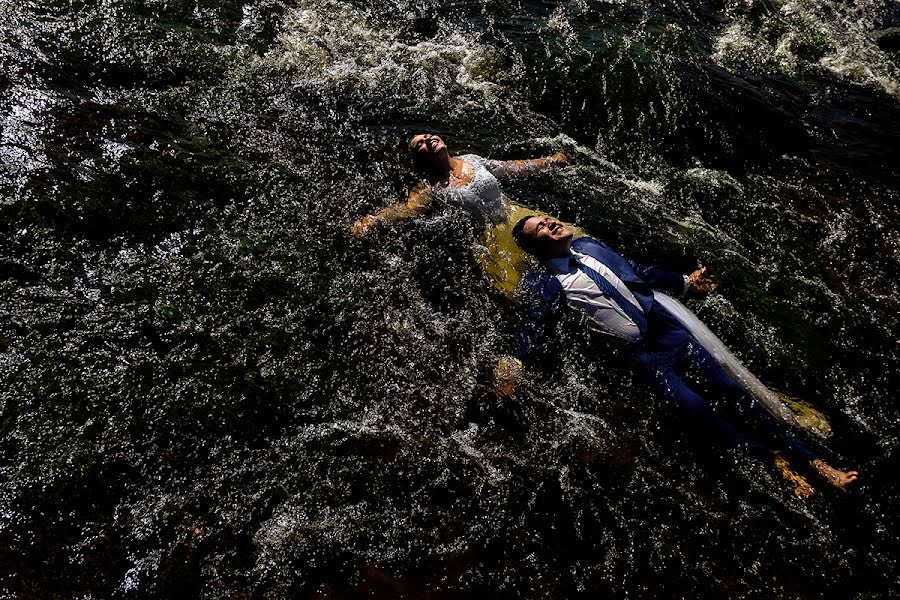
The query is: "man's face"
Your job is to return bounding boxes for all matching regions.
[522,216,573,258]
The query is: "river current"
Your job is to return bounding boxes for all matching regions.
[2,0,899,597]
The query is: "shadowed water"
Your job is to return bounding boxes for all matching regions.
[1,0,899,597]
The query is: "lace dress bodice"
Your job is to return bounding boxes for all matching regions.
[435,154,508,223]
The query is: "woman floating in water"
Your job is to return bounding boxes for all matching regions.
[351,133,574,294]
[351,132,569,235]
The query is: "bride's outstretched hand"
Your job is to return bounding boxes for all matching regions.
[551,152,570,167]
[687,267,716,296]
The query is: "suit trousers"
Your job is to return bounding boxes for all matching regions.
[628,337,816,461]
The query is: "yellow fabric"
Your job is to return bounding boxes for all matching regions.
[777,393,833,438]
[475,202,586,297]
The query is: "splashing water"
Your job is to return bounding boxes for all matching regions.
[1,0,899,597]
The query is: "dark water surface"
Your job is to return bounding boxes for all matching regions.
[2,0,900,597]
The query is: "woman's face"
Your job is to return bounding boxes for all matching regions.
[409,133,449,169]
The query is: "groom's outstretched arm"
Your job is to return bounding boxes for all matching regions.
[628,260,716,297]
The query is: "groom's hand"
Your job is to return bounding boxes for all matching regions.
[492,356,523,399]
[687,267,716,296]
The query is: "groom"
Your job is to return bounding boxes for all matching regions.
[500,214,858,492]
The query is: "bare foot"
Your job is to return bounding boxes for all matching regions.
[774,453,816,498]
[811,458,859,490]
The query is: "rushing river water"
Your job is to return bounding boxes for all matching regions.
[2,0,900,597]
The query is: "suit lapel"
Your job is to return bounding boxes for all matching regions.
[572,237,655,313]
[573,238,631,281]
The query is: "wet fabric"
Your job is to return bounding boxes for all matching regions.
[653,292,831,437]
[437,154,507,223]
[628,337,817,460]
[515,238,816,460]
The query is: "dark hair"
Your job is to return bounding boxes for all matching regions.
[512,215,538,255]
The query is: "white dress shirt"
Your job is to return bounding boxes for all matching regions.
[544,250,647,342]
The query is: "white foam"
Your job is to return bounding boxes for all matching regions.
[0,85,54,177]
[714,0,900,98]
[259,0,523,112]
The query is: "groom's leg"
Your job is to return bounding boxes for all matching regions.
[632,351,752,450]
[685,340,816,461]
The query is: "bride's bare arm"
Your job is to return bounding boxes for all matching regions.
[350,183,433,238]
[484,152,570,179]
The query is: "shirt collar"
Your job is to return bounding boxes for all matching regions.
[544,252,576,274]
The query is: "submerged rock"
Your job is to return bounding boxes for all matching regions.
[872,27,900,53]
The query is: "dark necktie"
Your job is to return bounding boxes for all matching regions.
[573,254,648,335]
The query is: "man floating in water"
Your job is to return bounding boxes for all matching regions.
[496,214,858,495]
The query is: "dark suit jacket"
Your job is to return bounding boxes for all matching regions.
[513,237,690,362]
